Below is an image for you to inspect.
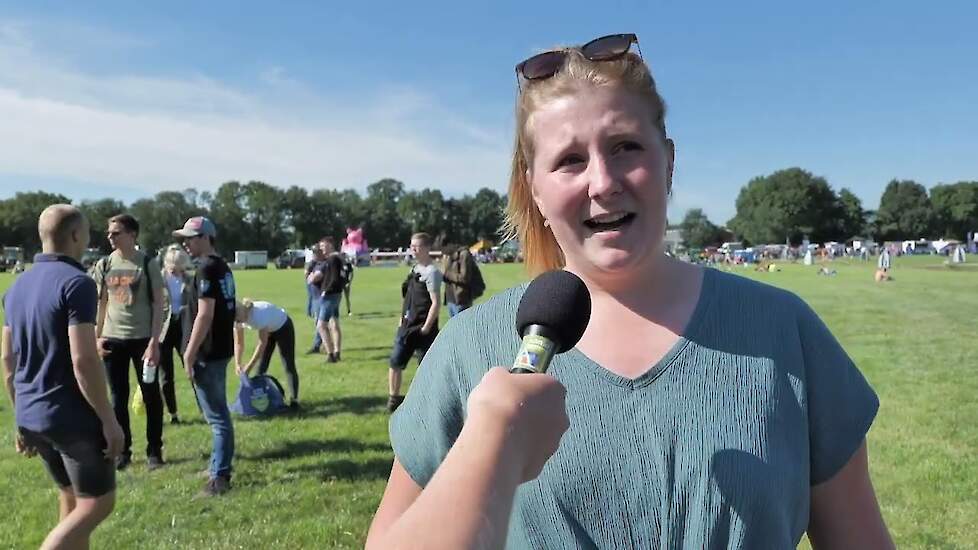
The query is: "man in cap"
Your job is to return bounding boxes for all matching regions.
[2,204,124,547]
[172,216,237,496]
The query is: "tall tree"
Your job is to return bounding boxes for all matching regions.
[207,181,250,255]
[468,188,506,243]
[0,191,72,255]
[727,168,842,245]
[241,180,290,256]
[875,179,933,241]
[930,181,978,239]
[679,208,722,248]
[837,188,867,238]
[362,178,409,248]
[129,191,208,255]
[398,188,447,242]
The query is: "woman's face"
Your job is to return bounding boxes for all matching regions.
[527,85,674,278]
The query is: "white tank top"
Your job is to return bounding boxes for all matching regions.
[244,301,288,332]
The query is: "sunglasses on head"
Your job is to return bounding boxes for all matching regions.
[515,33,641,89]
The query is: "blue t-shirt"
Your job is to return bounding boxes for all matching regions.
[3,254,102,434]
[390,268,879,549]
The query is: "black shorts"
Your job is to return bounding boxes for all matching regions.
[389,326,438,370]
[19,427,116,497]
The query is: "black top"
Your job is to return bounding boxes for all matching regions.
[194,254,237,361]
[319,254,345,295]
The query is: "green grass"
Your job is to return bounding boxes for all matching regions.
[1,257,976,548]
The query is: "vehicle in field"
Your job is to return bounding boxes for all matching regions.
[275,249,307,269]
[233,250,269,270]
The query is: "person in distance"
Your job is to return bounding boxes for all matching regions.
[368,33,894,548]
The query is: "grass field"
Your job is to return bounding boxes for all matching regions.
[1,256,976,548]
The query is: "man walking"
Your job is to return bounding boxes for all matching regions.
[387,232,442,412]
[172,216,237,496]
[442,245,485,317]
[92,214,166,471]
[2,204,124,548]
[309,237,344,363]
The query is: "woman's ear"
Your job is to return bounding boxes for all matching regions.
[528,169,548,223]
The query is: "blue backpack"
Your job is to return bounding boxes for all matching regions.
[230,373,287,416]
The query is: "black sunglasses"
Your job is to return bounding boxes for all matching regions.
[515,33,641,89]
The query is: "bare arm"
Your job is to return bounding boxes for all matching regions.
[1,326,14,405]
[808,441,894,549]
[367,423,523,550]
[69,323,114,422]
[244,330,268,374]
[233,323,245,369]
[69,322,124,459]
[421,290,440,334]
[184,297,215,371]
[366,368,568,550]
[95,295,108,338]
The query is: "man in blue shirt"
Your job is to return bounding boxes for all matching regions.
[2,204,124,549]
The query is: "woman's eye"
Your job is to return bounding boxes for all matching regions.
[556,154,585,169]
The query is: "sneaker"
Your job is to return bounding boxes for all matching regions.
[116,454,132,471]
[334,351,341,362]
[147,455,166,471]
[288,400,300,411]
[170,415,181,425]
[327,352,338,364]
[305,347,319,355]
[201,475,231,497]
[386,395,404,413]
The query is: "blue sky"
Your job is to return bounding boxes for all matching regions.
[1,0,975,224]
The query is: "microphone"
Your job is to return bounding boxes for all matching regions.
[510,270,591,374]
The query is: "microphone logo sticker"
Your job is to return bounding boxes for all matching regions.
[514,334,556,373]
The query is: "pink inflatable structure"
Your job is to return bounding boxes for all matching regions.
[341,227,370,263]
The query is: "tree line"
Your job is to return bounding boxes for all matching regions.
[0,179,506,257]
[680,167,978,248]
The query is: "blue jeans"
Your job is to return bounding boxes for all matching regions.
[447,302,467,318]
[309,297,323,350]
[193,358,234,478]
[318,293,341,321]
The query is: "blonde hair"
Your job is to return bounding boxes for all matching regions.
[163,245,191,273]
[501,49,668,275]
[235,298,254,323]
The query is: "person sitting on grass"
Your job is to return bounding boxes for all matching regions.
[233,299,300,410]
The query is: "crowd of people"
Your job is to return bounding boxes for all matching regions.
[2,31,897,549]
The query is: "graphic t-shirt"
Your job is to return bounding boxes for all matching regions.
[92,250,164,340]
[194,254,236,361]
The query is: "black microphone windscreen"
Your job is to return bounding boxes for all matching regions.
[515,270,591,353]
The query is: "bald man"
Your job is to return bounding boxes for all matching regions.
[2,204,124,549]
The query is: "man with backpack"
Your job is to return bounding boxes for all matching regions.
[387,232,442,412]
[307,237,344,363]
[443,245,485,317]
[92,214,166,471]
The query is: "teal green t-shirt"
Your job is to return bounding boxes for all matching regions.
[390,268,879,549]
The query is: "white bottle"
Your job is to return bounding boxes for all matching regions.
[142,358,157,384]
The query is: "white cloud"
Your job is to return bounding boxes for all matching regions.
[0,20,511,199]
